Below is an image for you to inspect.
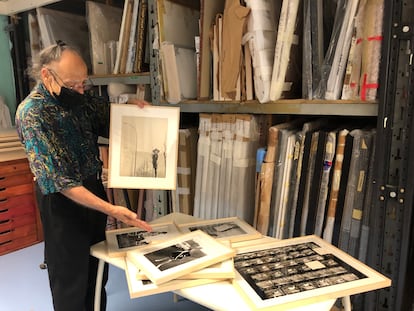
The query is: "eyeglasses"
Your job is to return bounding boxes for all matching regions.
[46,68,92,92]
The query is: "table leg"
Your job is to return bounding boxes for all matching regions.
[342,296,351,311]
[94,258,105,311]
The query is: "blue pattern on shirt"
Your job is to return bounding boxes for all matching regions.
[15,83,110,195]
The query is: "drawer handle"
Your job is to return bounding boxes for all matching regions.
[0,208,8,213]
[0,177,5,180]
[0,188,5,192]
[0,229,12,235]
[0,198,7,203]
[0,219,11,225]
[0,239,12,246]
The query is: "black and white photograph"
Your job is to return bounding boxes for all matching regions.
[105,222,181,257]
[177,216,262,243]
[120,115,167,178]
[144,239,206,271]
[116,230,167,248]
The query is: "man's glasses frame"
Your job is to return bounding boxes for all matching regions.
[46,67,92,92]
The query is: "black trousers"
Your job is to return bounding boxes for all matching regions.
[36,174,109,311]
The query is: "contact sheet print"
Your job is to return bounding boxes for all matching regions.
[232,235,390,310]
[235,242,363,299]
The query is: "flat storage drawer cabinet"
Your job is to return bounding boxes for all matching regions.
[0,158,43,255]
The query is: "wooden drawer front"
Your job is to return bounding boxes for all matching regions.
[0,233,38,256]
[0,183,33,200]
[0,213,36,233]
[0,223,37,245]
[0,160,30,177]
[0,196,35,222]
[0,173,33,188]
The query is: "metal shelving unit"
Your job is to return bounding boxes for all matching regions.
[365,1,414,310]
[89,73,151,86]
[159,99,378,116]
[145,0,378,117]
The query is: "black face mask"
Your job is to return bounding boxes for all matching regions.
[54,87,85,110]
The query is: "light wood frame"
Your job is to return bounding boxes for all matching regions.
[125,257,222,298]
[105,222,181,257]
[126,230,235,285]
[136,241,235,280]
[177,216,262,243]
[232,235,391,311]
[108,104,180,189]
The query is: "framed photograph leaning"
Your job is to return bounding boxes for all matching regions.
[108,104,180,189]
[232,235,391,311]
[177,216,262,243]
[105,222,181,257]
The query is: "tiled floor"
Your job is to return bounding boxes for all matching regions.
[0,242,211,311]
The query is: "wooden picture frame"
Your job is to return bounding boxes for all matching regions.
[126,230,236,285]
[125,257,222,298]
[136,241,235,280]
[108,104,180,189]
[177,216,262,243]
[105,222,181,257]
[136,259,235,280]
[232,235,391,311]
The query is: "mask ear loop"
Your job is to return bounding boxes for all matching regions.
[43,67,56,94]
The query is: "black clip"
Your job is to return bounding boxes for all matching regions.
[56,40,67,47]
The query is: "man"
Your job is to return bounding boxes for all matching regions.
[15,42,152,311]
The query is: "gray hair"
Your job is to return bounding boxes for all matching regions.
[29,42,81,81]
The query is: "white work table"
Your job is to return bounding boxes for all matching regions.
[91,213,337,311]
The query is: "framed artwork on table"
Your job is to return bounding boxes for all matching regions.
[177,217,262,243]
[135,241,235,280]
[232,235,391,311]
[124,257,222,298]
[135,258,235,280]
[105,222,181,257]
[126,230,236,285]
[108,104,180,189]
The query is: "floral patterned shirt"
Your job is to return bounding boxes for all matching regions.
[15,83,110,195]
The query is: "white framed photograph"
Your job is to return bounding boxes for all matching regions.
[125,257,222,298]
[126,230,236,285]
[108,104,180,189]
[105,222,181,257]
[232,235,391,311]
[177,217,262,243]
[136,241,235,280]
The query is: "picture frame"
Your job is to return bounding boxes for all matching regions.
[232,235,391,311]
[177,216,262,243]
[124,257,222,298]
[126,230,236,285]
[108,104,180,189]
[135,258,235,280]
[135,241,235,280]
[105,222,181,257]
